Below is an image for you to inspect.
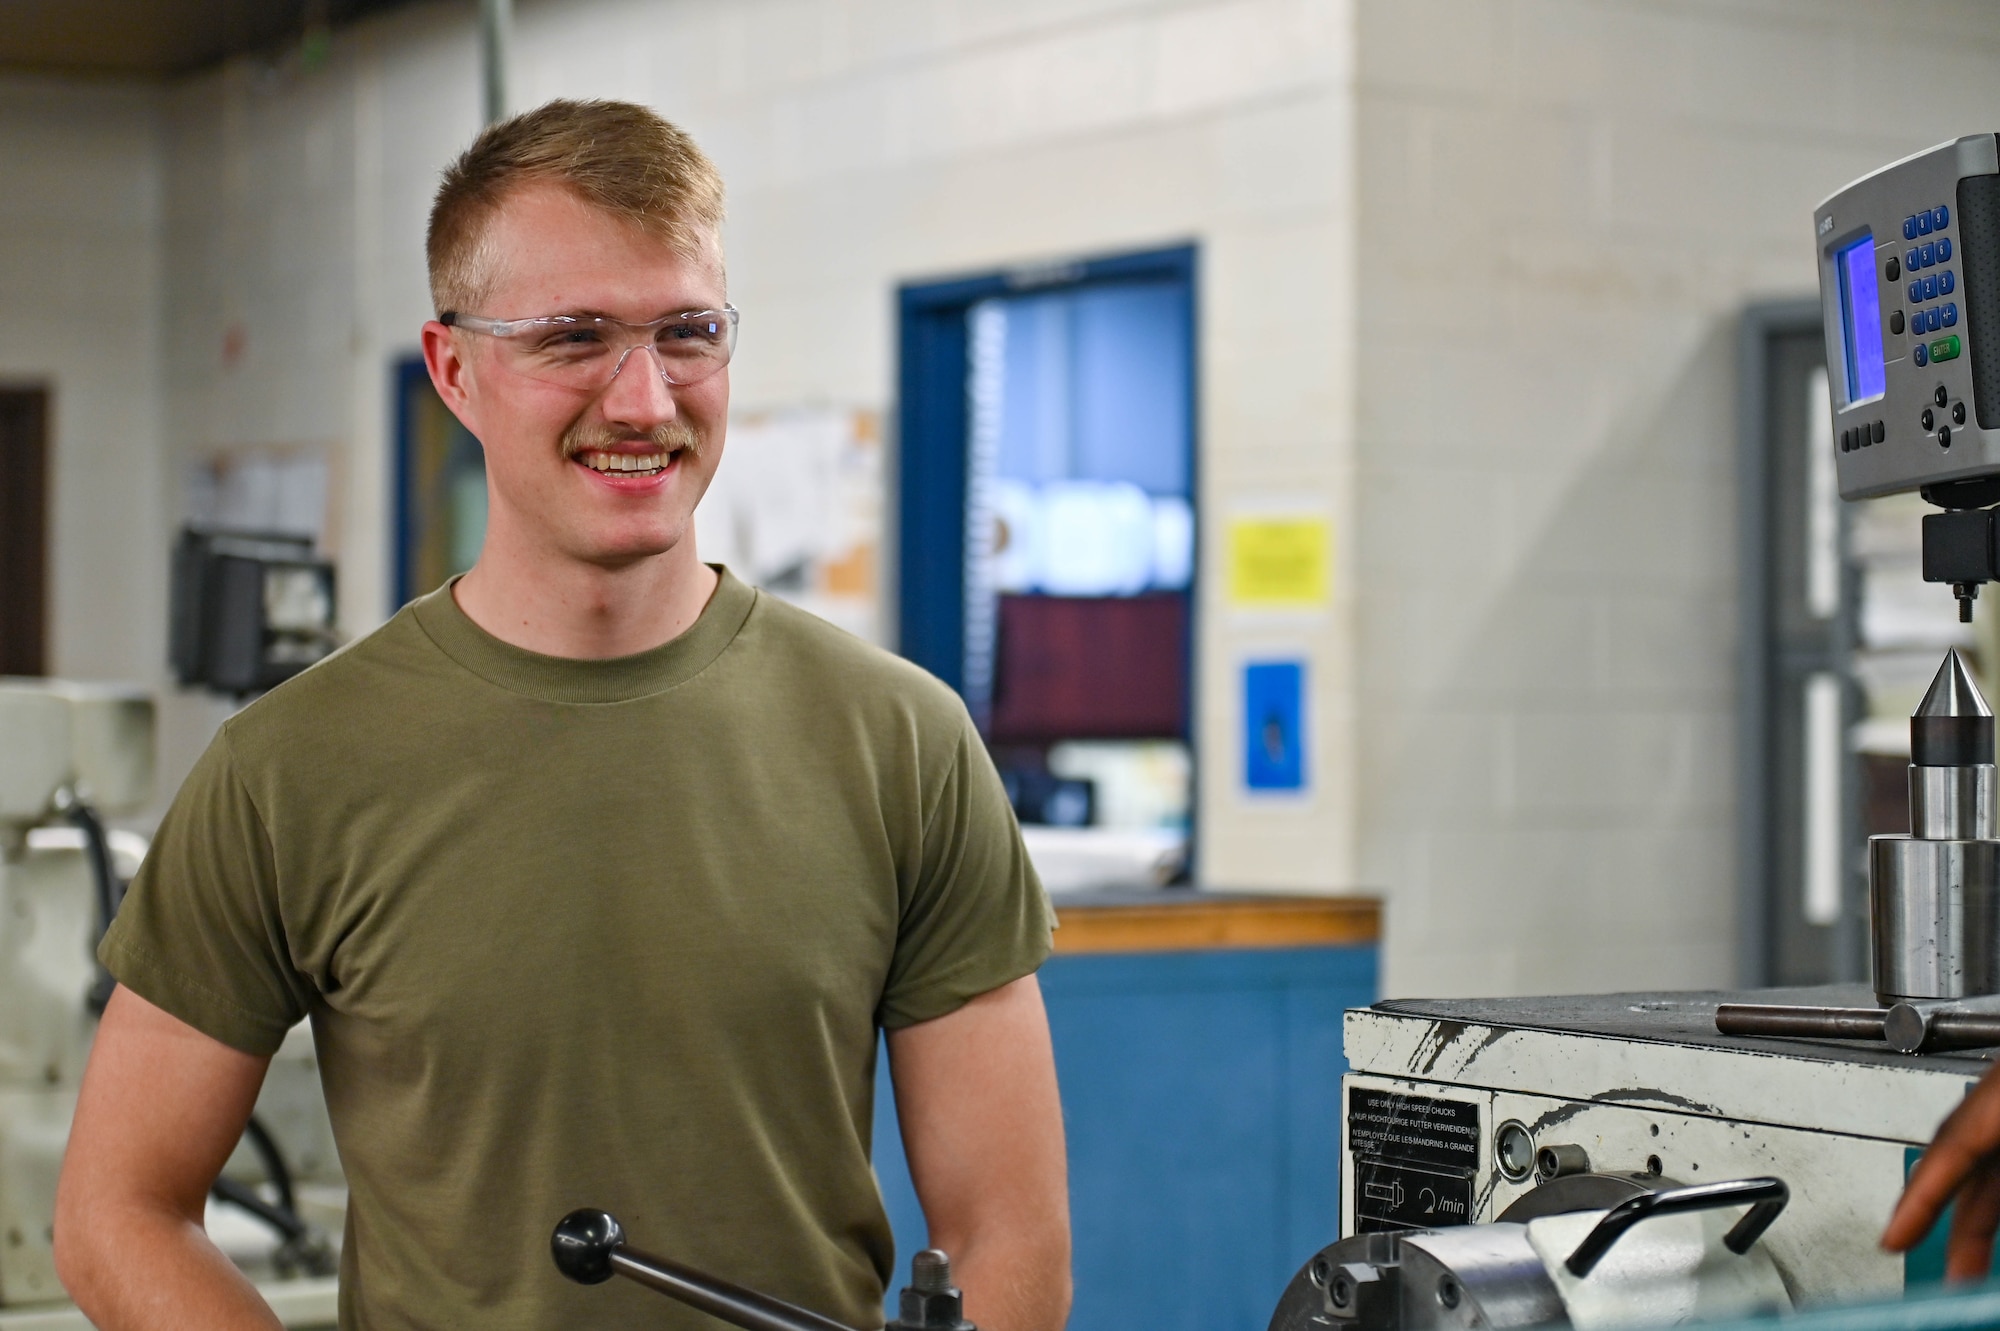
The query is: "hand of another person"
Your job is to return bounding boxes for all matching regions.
[1883,1060,2000,1279]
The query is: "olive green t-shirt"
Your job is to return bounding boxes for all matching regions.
[101,569,1053,1331]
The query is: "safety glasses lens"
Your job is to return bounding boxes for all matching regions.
[499,313,736,388]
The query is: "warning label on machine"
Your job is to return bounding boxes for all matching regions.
[1347,1087,1481,1172]
[1348,1088,1481,1232]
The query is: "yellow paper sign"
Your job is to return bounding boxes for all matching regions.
[1227,516,1330,607]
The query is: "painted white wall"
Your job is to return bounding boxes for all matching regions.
[0,75,204,819]
[1354,0,2000,997]
[0,77,165,687]
[139,0,1363,882]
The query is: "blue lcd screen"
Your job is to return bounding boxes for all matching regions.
[1838,234,1886,405]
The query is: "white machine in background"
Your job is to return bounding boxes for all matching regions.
[0,681,341,1326]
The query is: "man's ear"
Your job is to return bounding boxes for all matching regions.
[420,320,479,430]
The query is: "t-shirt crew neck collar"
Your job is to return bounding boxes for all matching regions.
[410,565,756,704]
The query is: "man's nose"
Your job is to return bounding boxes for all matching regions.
[599,344,678,426]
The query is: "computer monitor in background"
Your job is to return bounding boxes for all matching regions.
[169,527,337,697]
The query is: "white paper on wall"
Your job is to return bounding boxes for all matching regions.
[184,447,332,546]
[697,406,882,642]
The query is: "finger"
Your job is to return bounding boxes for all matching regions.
[1887,1145,1963,1252]
[1886,1133,1980,1251]
[1947,1163,2000,1280]
[1886,1068,2000,1250]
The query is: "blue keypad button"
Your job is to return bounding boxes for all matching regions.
[1936,205,1951,229]
[1911,280,1925,302]
[1926,275,1941,300]
[1919,211,1935,234]
[1929,307,1944,332]
[1943,270,1957,294]
[1940,238,1954,262]
[1924,242,1938,266]
[1910,248,1924,270]
[1917,342,1931,367]
[1945,303,1959,327]
[1907,216,1922,240]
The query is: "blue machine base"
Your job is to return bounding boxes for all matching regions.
[872,943,1377,1331]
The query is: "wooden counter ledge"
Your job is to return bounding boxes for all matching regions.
[1051,891,1380,955]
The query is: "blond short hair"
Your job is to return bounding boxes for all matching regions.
[427,98,725,315]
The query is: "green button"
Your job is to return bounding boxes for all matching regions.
[1931,335,1962,362]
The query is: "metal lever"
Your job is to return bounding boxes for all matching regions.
[552,1208,861,1331]
[552,1209,979,1331]
[1564,1177,1789,1278]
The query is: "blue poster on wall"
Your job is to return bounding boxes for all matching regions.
[1243,660,1306,791]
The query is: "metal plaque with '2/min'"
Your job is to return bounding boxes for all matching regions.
[1348,1087,1480,1233]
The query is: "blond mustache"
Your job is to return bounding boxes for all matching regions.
[562,418,703,460]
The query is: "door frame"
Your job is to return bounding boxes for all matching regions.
[894,244,1200,694]
[1737,298,1863,986]
[0,385,50,677]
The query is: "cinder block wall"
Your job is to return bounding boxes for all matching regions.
[1354,0,2000,997]
[24,0,2000,997]
[0,79,166,688]
[145,0,1366,881]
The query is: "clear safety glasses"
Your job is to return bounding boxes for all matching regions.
[442,306,740,391]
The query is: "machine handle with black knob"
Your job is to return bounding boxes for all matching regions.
[551,1208,977,1331]
[1564,1177,1789,1278]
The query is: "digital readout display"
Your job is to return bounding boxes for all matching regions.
[1838,233,1886,405]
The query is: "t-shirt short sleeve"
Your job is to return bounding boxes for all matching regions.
[99,728,312,1056]
[878,713,1056,1029]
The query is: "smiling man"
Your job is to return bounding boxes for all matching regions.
[54,101,1070,1331]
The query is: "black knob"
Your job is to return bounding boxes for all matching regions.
[552,1208,624,1285]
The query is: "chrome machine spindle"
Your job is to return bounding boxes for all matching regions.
[1871,648,2000,1005]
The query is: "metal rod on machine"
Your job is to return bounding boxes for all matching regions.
[1920,1010,2000,1051]
[1715,1004,1888,1040]
[1717,1001,2000,1053]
